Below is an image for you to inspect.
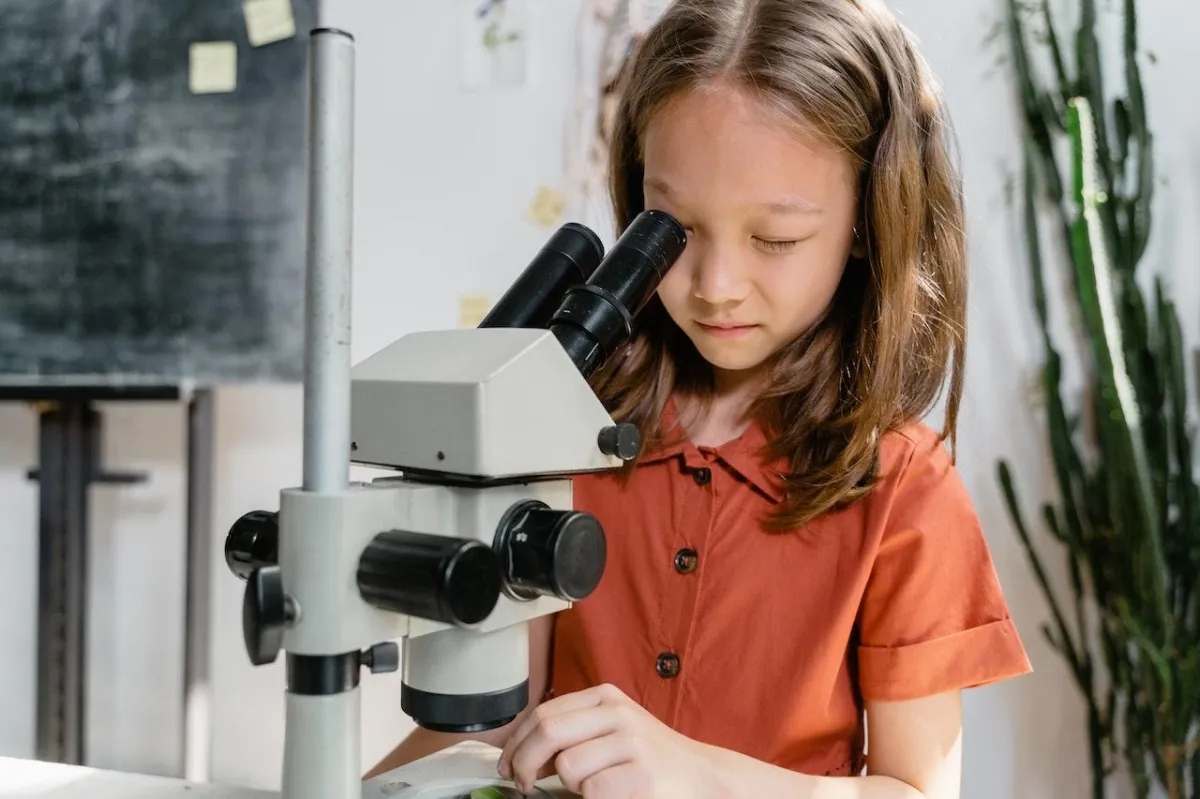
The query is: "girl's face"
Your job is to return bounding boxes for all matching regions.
[643,81,863,388]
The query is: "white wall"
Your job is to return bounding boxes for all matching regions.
[1,2,1195,798]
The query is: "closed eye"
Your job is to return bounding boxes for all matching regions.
[753,237,799,254]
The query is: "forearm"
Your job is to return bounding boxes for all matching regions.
[703,744,924,799]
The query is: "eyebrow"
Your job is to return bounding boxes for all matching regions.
[643,176,824,216]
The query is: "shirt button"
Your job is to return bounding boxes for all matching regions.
[655,652,681,679]
[693,468,711,486]
[673,548,698,574]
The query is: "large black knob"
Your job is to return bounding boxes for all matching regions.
[243,565,297,666]
[226,510,279,580]
[357,531,502,627]
[494,500,607,602]
[598,424,641,461]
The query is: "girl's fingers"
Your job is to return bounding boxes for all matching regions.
[500,685,619,769]
[551,732,639,795]
[507,704,635,790]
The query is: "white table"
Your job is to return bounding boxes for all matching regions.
[1,743,574,799]
[0,757,272,799]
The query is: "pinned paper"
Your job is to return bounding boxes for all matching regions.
[526,186,565,228]
[243,0,297,47]
[458,294,493,328]
[460,0,528,91]
[189,42,238,94]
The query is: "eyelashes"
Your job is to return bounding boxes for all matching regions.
[677,227,808,255]
[753,238,799,254]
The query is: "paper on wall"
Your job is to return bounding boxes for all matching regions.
[243,0,297,47]
[189,42,238,94]
[459,294,493,328]
[526,186,566,228]
[460,0,529,92]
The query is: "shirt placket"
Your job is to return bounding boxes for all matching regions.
[643,449,716,723]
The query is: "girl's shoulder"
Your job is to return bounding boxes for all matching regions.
[869,419,978,533]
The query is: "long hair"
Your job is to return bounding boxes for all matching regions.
[589,0,968,531]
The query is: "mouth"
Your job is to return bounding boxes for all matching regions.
[695,321,759,339]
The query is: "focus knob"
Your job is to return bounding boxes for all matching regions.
[598,424,641,461]
[357,531,502,627]
[243,565,297,666]
[494,500,607,602]
[226,510,279,580]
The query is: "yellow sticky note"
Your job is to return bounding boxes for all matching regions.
[526,186,565,228]
[243,0,296,47]
[189,42,238,94]
[459,295,492,328]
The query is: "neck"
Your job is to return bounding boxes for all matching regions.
[678,366,765,447]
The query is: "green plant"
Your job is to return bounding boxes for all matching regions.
[996,0,1199,797]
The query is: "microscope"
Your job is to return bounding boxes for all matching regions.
[220,28,687,799]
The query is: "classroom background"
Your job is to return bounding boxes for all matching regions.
[0,1,1196,798]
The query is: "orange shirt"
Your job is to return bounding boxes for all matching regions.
[549,403,1032,777]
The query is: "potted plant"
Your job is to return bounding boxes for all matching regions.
[996,0,1198,797]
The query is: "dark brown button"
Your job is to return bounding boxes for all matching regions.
[673,548,698,574]
[655,652,681,679]
[693,468,711,486]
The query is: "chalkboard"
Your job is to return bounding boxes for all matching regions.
[0,0,319,391]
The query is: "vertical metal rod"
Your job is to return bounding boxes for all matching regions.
[183,389,215,781]
[303,27,356,495]
[34,401,91,766]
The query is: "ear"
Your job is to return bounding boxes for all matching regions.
[850,225,868,260]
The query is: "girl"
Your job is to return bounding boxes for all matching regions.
[372,0,1031,796]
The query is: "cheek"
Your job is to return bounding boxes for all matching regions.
[764,252,847,323]
[655,261,692,312]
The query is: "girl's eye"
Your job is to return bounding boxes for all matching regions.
[754,237,799,253]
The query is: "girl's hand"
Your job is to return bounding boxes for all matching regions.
[496,683,715,798]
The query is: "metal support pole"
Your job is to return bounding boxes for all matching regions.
[28,399,145,766]
[32,402,91,765]
[183,388,216,781]
[302,26,356,495]
[282,27,358,799]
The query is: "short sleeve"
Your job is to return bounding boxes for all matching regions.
[856,436,1032,702]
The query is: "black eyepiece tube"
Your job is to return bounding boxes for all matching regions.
[478,223,606,329]
[549,210,687,377]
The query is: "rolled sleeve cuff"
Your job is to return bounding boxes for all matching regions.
[857,618,1033,702]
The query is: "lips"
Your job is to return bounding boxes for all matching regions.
[695,321,759,339]
[697,320,757,330]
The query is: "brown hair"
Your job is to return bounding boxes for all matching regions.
[589,0,968,531]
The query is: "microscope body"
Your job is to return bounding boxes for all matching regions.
[221,26,686,799]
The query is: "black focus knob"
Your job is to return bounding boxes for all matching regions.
[362,642,400,674]
[226,510,279,581]
[243,565,297,666]
[598,424,641,461]
[494,500,607,602]
[357,531,502,627]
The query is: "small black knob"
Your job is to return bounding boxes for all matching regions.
[226,510,279,581]
[598,424,641,461]
[358,531,502,627]
[362,642,400,674]
[243,566,297,666]
[494,500,607,602]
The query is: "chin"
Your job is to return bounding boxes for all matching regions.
[690,342,772,373]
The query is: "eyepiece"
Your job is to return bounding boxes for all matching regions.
[549,210,687,376]
[478,223,606,329]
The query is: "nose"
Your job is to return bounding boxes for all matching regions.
[691,243,750,306]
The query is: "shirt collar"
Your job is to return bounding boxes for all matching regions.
[637,397,787,503]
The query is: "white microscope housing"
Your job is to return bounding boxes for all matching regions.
[219,26,687,799]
